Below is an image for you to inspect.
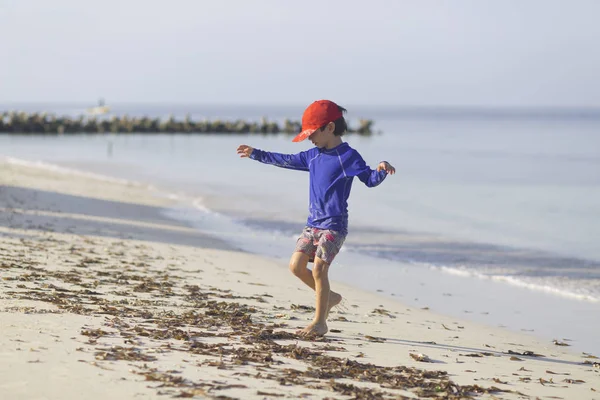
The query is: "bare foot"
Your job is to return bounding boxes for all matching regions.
[296,321,328,337]
[327,292,342,316]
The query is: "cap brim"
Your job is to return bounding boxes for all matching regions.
[292,128,317,142]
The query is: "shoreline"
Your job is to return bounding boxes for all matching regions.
[164,199,600,357]
[1,160,599,399]
[4,154,600,355]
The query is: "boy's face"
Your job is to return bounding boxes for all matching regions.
[309,122,335,148]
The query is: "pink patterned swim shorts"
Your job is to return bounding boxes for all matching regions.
[294,226,346,265]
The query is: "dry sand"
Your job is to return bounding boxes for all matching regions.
[1,160,598,400]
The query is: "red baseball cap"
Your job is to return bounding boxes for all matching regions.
[292,100,344,142]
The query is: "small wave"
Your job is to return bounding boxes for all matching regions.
[490,275,600,303]
[434,265,600,303]
[191,198,215,214]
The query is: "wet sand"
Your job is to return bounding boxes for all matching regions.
[1,160,598,399]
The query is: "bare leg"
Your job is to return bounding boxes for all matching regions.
[291,256,334,337]
[289,252,342,314]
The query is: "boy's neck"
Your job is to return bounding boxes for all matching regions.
[324,136,343,150]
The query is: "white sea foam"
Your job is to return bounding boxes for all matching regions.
[342,246,600,304]
[433,264,600,303]
[490,275,600,303]
[192,198,215,214]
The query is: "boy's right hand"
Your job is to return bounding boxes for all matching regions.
[236,145,254,158]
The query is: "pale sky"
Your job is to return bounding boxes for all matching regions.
[1,0,599,107]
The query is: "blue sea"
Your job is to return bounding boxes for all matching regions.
[2,103,599,354]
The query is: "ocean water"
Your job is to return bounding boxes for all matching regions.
[1,104,599,353]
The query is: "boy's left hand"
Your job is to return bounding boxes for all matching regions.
[377,161,396,175]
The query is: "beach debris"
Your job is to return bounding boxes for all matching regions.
[317,344,346,352]
[290,304,315,312]
[94,346,157,362]
[510,356,523,361]
[553,340,570,346]
[461,352,495,358]
[492,378,508,384]
[0,233,519,400]
[81,328,111,338]
[256,391,284,397]
[546,370,570,375]
[174,388,207,398]
[410,353,433,363]
[274,313,295,320]
[507,349,544,357]
[364,335,386,343]
[370,308,396,318]
[563,378,585,384]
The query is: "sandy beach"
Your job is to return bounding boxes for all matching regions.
[1,160,598,400]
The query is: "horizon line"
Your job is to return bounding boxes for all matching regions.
[1,101,600,111]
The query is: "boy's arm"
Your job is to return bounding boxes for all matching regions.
[249,148,311,171]
[350,154,395,188]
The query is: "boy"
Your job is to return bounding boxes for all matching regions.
[236,100,395,337]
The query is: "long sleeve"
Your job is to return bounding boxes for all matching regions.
[349,154,387,188]
[249,148,312,171]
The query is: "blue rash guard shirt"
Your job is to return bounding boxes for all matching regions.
[249,142,387,235]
